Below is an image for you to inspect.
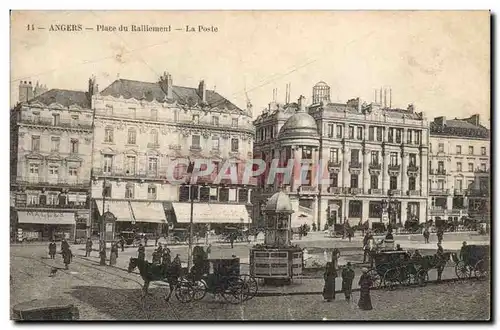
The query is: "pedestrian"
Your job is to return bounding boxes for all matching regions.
[109,242,118,266]
[395,244,403,251]
[341,262,355,302]
[61,238,70,252]
[157,243,164,256]
[48,240,57,259]
[362,232,370,263]
[437,228,444,244]
[436,242,445,281]
[230,232,235,249]
[331,247,340,269]
[206,243,212,259]
[358,268,373,310]
[423,227,430,243]
[61,243,72,270]
[460,241,468,262]
[99,241,107,266]
[138,244,146,261]
[85,238,93,257]
[322,262,337,302]
[120,235,125,252]
[347,229,353,242]
[144,235,148,247]
[172,254,182,277]
[162,248,172,267]
[155,234,159,247]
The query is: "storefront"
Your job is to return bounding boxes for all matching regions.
[168,202,250,230]
[94,200,167,234]
[16,210,76,241]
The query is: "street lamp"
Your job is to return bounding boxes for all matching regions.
[186,161,195,271]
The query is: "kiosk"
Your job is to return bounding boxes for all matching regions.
[250,191,303,285]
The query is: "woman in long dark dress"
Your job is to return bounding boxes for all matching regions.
[322,262,337,302]
[358,268,373,310]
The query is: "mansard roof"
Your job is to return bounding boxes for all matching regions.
[430,119,490,138]
[27,89,90,108]
[100,78,243,113]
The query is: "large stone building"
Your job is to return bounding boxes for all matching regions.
[253,83,429,230]
[90,73,255,235]
[10,81,94,241]
[428,115,490,222]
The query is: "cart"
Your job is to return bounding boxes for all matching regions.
[180,258,257,304]
[453,244,490,280]
[367,250,413,290]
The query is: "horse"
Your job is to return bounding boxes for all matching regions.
[418,252,453,280]
[127,257,181,300]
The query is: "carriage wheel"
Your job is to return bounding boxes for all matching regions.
[222,278,245,305]
[174,281,194,303]
[192,279,208,301]
[474,260,488,280]
[455,261,470,279]
[240,275,258,301]
[367,269,381,288]
[383,268,401,291]
[417,269,429,287]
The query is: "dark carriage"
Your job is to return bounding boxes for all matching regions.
[182,258,257,304]
[371,222,387,234]
[366,250,430,289]
[453,244,490,279]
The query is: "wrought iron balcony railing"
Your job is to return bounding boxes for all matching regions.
[369,163,382,170]
[15,176,90,187]
[388,189,401,196]
[388,164,401,171]
[349,161,362,169]
[429,189,449,195]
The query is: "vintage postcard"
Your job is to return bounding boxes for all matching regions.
[9,10,491,321]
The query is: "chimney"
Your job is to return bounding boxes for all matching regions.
[358,97,362,113]
[374,89,378,104]
[384,89,387,108]
[19,81,34,103]
[379,88,383,107]
[198,80,206,103]
[298,95,306,112]
[434,116,446,127]
[464,114,480,126]
[159,72,173,99]
[389,89,392,108]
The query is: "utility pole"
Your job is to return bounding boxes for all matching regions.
[100,177,107,265]
[187,161,195,271]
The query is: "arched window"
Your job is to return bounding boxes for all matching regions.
[128,128,136,144]
[125,183,134,199]
[104,126,114,143]
[151,129,158,145]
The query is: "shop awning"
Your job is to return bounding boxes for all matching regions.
[17,211,75,225]
[171,202,249,224]
[95,200,132,222]
[129,201,166,223]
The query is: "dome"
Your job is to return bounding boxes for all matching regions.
[278,112,319,139]
[264,191,293,214]
[314,81,329,88]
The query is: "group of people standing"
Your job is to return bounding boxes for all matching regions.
[48,238,73,270]
[322,260,373,311]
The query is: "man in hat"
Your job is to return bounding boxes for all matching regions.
[341,262,355,302]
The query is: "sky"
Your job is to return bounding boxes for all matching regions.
[10,11,490,126]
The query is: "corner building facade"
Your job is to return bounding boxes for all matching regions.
[428,115,490,222]
[90,73,255,235]
[253,83,429,230]
[10,82,94,241]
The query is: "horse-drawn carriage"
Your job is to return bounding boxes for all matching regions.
[180,258,258,304]
[367,250,448,290]
[453,244,490,280]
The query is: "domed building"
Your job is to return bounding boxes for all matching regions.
[253,83,430,232]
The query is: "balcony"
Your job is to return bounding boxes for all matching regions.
[474,168,489,174]
[349,161,362,169]
[190,145,202,152]
[430,169,447,175]
[454,189,467,196]
[369,163,382,170]
[147,143,160,149]
[327,186,342,194]
[430,207,446,215]
[388,189,401,196]
[349,188,362,195]
[169,144,182,150]
[299,186,317,194]
[18,118,92,130]
[407,165,419,173]
[388,164,401,171]
[15,176,90,188]
[327,161,341,173]
[369,188,382,195]
[429,189,449,196]
[16,202,89,209]
[407,190,420,196]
